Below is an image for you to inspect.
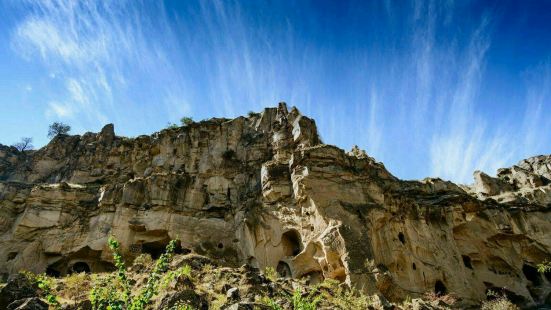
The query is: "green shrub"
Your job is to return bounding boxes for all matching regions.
[89,236,179,310]
[22,271,61,309]
[537,261,551,274]
[180,117,193,126]
[263,266,278,282]
[166,122,179,129]
[264,288,320,310]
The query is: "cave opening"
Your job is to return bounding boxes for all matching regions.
[46,266,61,278]
[71,262,91,274]
[277,261,292,278]
[281,230,302,257]
[434,280,447,296]
[462,255,473,269]
[6,252,17,261]
[398,232,405,244]
[522,264,542,286]
[142,239,169,259]
[412,263,416,270]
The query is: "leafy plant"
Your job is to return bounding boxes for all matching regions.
[180,117,193,126]
[89,236,179,310]
[166,122,179,129]
[318,279,372,310]
[263,266,278,282]
[537,260,551,274]
[160,265,192,290]
[264,288,320,310]
[22,271,61,309]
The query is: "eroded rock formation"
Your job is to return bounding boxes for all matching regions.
[1,103,550,308]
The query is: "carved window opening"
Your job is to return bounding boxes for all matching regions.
[46,266,61,278]
[277,261,292,278]
[398,232,405,244]
[281,229,302,257]
[434,280,447,295]
[462,255,473,269]
[142,239,169,259]
[6,252,17,261]
[71,262,91,274]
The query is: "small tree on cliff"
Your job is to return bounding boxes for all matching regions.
[12,137,34,151]
[48,122,71,138]
[180,117,193,126]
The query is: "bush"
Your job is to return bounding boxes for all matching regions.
[166,122,179,129]
[263,266,278,282]
[48,122,71,138]
[89,236,180,310]
[22,271,61,309]
[537,261,551,273]
[63,272,91,301]
[180,117,193,126]
[481,290,519,310]
[12,137,33,151]
[264,288,321,310]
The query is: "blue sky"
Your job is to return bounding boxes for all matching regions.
[0,0,550,183]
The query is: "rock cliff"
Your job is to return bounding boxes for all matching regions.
[1,103,550,308]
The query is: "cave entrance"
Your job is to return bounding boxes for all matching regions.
[522,264,542,286]
[277,261,292,278]
[462,255,473,269]
[6,252,17,261]
[71,262,91,274]
[142,239,169,259]
[281,230,302,257]
[46,266,61,278]
[434,280,447,296]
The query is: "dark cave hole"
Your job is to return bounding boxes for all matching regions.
[398,232,405,244]
[141,238,182,259]
[71,262,91,274]
[522,264,542,286]
[434,280,447,296]
[6,252,17,261]
[277,261,292,278]
[217,243,224,249]
[46,266,61,278]
[462,255,473,269]
[544,269,551,282]
[281,229,303,257]
[412,263,416,270]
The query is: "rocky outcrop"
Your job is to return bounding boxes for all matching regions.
[1,103,550,308]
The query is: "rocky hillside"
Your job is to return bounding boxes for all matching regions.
[1,103,550,308]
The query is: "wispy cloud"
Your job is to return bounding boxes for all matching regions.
[5,1,549,183]
[11,0,190,131]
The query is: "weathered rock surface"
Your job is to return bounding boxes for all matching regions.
[1,103,550,308]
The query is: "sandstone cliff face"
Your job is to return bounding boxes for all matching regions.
[1,103,550,308]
